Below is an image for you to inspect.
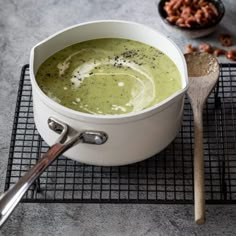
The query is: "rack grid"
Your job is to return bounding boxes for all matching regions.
[4,64,236,204]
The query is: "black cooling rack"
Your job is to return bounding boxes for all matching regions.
[4,64,236,204]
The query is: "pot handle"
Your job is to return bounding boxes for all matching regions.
[0,117,108,227]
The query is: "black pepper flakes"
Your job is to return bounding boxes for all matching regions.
[122,50,137,58]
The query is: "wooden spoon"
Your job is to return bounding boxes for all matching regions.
[184,52,220,224]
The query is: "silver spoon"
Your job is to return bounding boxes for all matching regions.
[185,52,220,224]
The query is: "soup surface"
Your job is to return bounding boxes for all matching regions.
[36,38,182,115]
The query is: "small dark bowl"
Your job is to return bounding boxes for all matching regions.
[157,0,225,38]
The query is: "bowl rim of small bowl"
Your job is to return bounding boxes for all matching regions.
[157,0,225,31]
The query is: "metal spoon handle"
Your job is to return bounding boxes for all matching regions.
[0,133,81,228]
[193,108,205,225]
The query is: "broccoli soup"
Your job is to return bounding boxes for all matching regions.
[36,38,182,115]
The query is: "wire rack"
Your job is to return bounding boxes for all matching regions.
[4,64,236,204]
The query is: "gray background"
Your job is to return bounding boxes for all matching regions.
[0,0,236,235]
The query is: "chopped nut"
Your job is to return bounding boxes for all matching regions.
[219,34,233,47]
[225,50,236,61]
[186,44,197,53]
[213,48,226,57]
[199,43,212,53]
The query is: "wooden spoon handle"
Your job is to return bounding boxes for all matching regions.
[193,109,205,224]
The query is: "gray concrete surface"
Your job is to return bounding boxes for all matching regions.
[0,0,236,235]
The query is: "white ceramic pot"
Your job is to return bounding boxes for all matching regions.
[30,20,188,166]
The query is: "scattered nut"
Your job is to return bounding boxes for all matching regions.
[185,33,235,61]
[219,34,233,47]
[199,43,212,53]
[225,50,236,61]
[213,48,226,57]
[186,44,197,53]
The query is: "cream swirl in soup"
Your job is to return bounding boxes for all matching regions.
[36,38,182,115]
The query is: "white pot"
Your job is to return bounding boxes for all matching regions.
[30,20,188,166]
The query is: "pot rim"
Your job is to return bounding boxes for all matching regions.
[30,20,189,123]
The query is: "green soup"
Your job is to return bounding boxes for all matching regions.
[36,38,182,115]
